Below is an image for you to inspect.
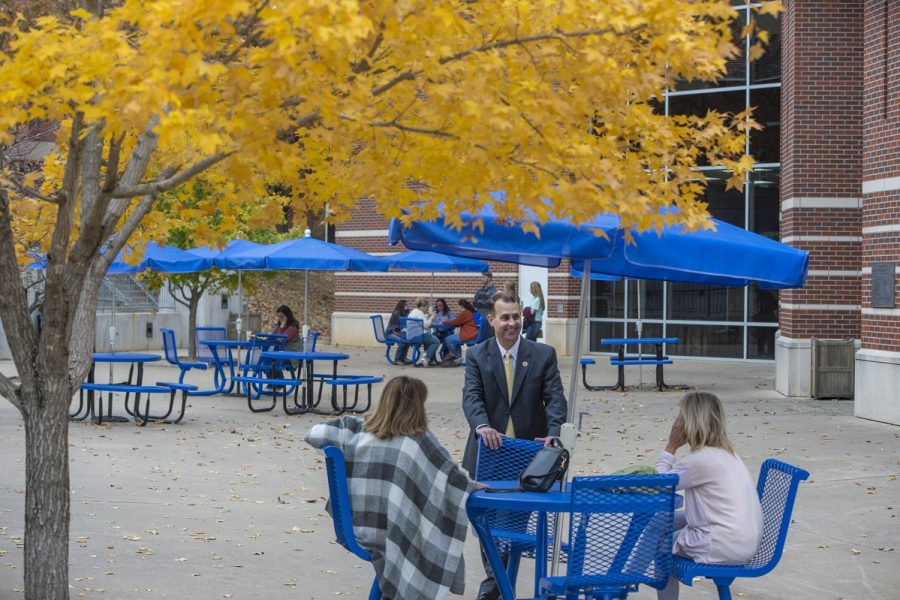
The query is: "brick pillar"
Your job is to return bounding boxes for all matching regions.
[776,0,865,396]
[856,0,900,424]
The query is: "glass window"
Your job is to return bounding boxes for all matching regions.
[589,321,624,352]
[628,280,664,319]
[749,168,780,237]
[748,326,777,359]
[751,10,782,84]
[675,12,747,91]
[667,283,744,322]
[702,168,746,227]
[591,280,623,319]
[668,91,747,167]
[627,321,663,341]
[750,87,780,164]
[749,283,779,323]
[667,324,744,358]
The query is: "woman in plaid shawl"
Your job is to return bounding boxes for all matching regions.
[306,376,477,599]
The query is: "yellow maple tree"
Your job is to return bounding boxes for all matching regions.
[0,1,779,597]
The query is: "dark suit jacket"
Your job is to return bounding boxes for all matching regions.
[461,338,568,473]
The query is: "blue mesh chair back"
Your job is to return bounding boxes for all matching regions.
[673,459,810,600]
[465,317,491,347]
[322,446,381,600]
[399,317,425,345]
[195,326,227,364]
[369,315,389,343]
[475,436,561,585]
[303,330,320,352]
[540,473,679,599]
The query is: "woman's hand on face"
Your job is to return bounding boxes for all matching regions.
[665,414,686,454]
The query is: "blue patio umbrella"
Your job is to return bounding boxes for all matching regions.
[384,250,488,298]
[389,205,808,418]
[221,230,388,328]
[188,240,263,339]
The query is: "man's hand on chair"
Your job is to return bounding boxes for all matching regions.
[477,426,503,449]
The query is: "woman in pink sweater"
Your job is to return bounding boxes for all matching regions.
[654,392,763,600]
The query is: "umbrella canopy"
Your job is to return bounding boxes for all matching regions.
[187,239,262,264]
[28,242,212,274]
[384,250,489,273]
[389,208,808,289]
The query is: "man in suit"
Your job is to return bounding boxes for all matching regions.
[462,291,568,600]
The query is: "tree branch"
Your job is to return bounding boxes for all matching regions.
[368,120,457,138]
[0,176,59,204]
[0,373,23,415]
[371,69,421,97]
[437,27,624,65]
[111,152,233,199]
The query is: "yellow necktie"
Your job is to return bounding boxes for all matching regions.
[504,351,515,437]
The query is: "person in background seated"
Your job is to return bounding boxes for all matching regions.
[431,297,455,344]
[385,299,411,364]
[523,281,545,341]
[305,376,479,600]
[274,304,302,351]
[440,299,479,366]
[271,304,302,375]
[654,392,763,600]
[407,297,440,367]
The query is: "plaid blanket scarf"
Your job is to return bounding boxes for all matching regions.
[306,416,474,600]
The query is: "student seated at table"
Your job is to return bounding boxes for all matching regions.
[430,297,455,343]
[654,392,763,600]
[407,297,440,367]
[439,299,479,366]
[271,304,301,375]
[305,376,478,600]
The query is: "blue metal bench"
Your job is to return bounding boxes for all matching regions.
[321,446,382,600]
[232,375,305,415]
[79,381,197,425]
[673,459,810,600]
[320,375,383,414]
[582,337,681,391]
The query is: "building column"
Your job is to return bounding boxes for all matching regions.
[776,0,865,396]
[855,1,900,425]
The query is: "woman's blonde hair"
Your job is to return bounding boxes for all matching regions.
[415,296,429,309]
[365,376,429,439]
[679,391,734,454]
[529,281,545,311]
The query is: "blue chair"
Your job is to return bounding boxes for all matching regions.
[464,316,492,349]
[673,459,810,600]
[369,315,401,365]
[475,437,557,592]
[399,317,425,365]
[195,326,227,363]
[321,446,381,600]
[160,328,208,385]
[539,473,679,600]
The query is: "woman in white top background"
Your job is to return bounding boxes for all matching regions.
[654,392,763,600]
[407,297,440,367]
[523,281,545,341]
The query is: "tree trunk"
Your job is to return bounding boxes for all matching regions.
[22,377,71,600]
[187,295,200,360]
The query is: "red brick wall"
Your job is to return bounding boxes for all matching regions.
[780,0,865,340]
[861,0,900,352]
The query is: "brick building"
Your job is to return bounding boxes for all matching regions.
[332,2,899,425]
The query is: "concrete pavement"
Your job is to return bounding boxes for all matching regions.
[0,345,897,599]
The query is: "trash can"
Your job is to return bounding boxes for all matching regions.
[810,338,854,399]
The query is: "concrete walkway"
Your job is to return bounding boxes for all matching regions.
[0,346,897,599]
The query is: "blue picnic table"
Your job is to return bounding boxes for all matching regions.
[581,337,680,391]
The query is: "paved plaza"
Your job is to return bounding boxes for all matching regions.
[0,345,898,599]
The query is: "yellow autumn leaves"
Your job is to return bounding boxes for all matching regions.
[0,0,780,260]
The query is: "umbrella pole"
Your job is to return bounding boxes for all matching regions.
[551,258,592,577]
[637,279,643,388]
[303,270,309,337]
[431,271,435,300]
[237,270,244,361]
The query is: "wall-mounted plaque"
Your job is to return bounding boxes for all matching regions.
[871,262,896,308]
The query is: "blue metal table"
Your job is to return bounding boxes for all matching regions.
[261,350,350,413]
[73,353,162,423]
[600,337,680,391]
[199,339,256,395]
